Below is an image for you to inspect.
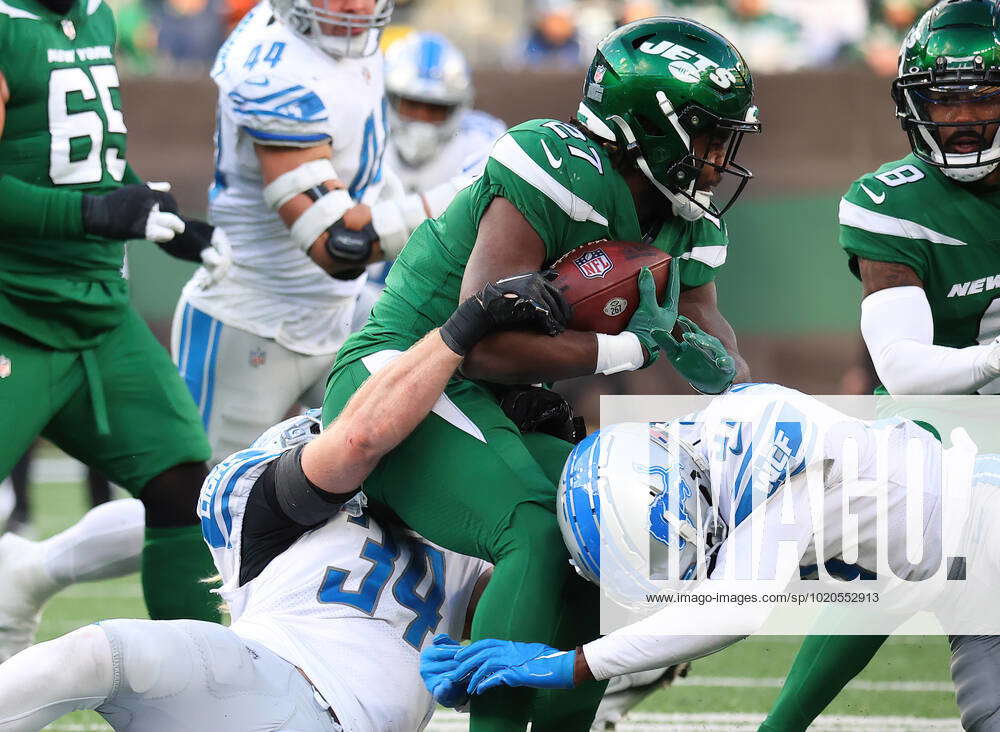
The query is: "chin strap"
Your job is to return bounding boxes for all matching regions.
[606,114,712,222]
[942,161,1000,183]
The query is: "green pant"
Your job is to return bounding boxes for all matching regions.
[324,356,606,731]
[0,308,210,493]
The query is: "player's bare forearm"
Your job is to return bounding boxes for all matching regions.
[461,329,598,384]
[574,647,595,685]
[678,281,750,382]
[302,330,461,492]
[858,258,923,298]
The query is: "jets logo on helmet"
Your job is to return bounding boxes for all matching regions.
[892,0,1000,182]
[575,17,761,223]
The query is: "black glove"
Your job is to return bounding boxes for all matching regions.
[157,217,211,262]
[81,184,183,241]
[440,272,572,357]
[324,219,377,263]
[496,385,587,444]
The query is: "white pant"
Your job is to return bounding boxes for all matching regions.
[171,296,336,465]
[98,619,343,732]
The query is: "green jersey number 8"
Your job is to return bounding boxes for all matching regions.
[48,64,126,185]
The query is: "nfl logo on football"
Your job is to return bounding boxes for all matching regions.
[574,248,614,279]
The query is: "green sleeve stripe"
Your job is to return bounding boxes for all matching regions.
[839,199,967,247]
[489,134,609,227]
[679,245,727,268]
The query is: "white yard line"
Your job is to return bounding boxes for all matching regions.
[47,715,962,732]
[674,676,954,693]
[425,711,961,731]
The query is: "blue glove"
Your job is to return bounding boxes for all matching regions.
[451,639,576,695]
[420,634,470,708]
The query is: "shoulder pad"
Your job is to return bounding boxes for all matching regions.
[460,109,507,139]
[226,72,331,147]
[842,157,932,215]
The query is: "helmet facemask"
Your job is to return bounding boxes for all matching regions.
[384,32,473,166]
[894,60,1000,182]
[599,94,760,223]
[646,426,728,585]
[271,0,394,58]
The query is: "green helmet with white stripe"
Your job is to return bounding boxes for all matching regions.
[576,17,761,221]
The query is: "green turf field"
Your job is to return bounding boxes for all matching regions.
[25,459,962,731]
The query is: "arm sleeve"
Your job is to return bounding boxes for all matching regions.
[0,175,85,238]
[860,286,1000,395]
[582,472,815,679]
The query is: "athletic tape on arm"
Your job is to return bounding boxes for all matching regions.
[262,158,338,209]
[289,188,355,252]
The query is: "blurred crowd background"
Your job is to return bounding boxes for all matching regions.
[115,0,935,78]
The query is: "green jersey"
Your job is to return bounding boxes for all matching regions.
[0,0,132,349]
[337,118,729,365]
[840,155,1000,353]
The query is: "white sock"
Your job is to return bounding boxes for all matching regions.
[41,498,144,590]
[0,625,113,731]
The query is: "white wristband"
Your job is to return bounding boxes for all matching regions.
[595,332,645,375]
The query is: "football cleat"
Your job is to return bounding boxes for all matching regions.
[0,533,56,663]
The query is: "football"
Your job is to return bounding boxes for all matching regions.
[549,240,672,335]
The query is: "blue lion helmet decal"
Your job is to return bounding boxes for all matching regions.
[642,464,694,549]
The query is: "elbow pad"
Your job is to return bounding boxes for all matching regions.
[272,445,359,527]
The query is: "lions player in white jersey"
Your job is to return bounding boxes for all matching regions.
[354,31,506,321]
[422,384,1000,722]
[171,0,407,465]
[0,273,570,732]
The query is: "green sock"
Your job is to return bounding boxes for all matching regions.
[529,572,608,731]
[142,524,222,623]
[760,634,888,731]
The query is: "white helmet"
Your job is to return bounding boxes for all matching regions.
[385,32,473,166]
[270,0,393,58]
[558,422,727,607]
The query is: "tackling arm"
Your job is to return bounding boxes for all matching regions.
[300,272,568,494]
[858,259,1000,394]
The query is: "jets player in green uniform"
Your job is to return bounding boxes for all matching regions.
[0,0,232,655]
[323,17,760,731]
[762,2,1000,730]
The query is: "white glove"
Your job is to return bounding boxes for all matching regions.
[199,226,233,286]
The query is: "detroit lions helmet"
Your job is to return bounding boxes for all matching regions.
[558,422,726,606]
[385,32,473,166]
[270,0,394,58]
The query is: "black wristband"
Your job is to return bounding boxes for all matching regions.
[440,295,491,356]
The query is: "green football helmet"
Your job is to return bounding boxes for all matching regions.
[576,17,760,222]
[893,0,1000,182]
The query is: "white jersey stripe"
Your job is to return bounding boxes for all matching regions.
[839,199,967,247]
[489,134,610,227]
